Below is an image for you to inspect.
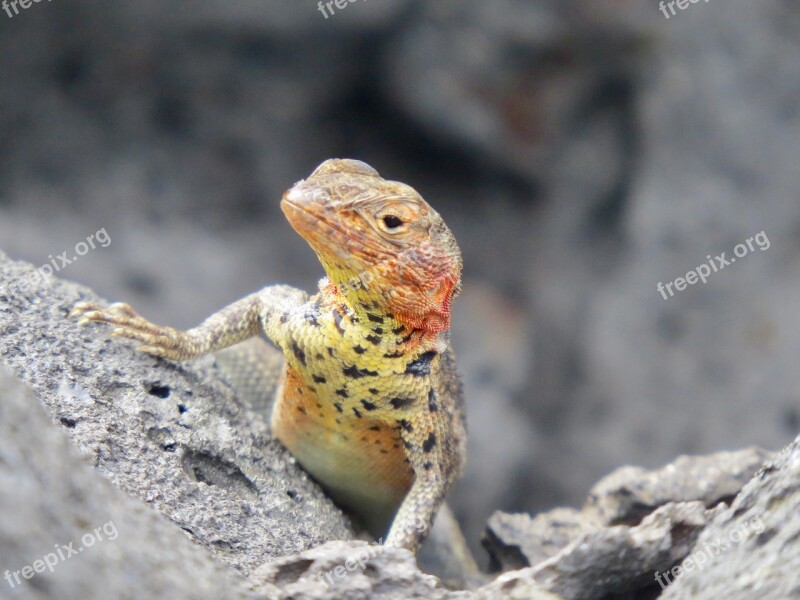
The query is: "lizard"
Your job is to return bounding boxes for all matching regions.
[70,158,467,553]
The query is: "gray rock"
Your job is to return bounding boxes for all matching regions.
[251,540,469,600]
[0,366,259,600]
[0,251,354,576]
[484,448,768,576]
[487,502,718,600]
[661,434,800,599]
[585,447,771,525]
[483,508,598,572]
[532,502,717,599]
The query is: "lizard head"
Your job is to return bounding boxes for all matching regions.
[281,159,463,336]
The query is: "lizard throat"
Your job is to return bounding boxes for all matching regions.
[323,276,455,346]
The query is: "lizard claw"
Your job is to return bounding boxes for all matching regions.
[69,301,102,319]
[71,300,184,359]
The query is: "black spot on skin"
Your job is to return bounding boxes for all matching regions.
[372,327,384,335]
[400,332,414,344]
[380,449,389,454]
[297,406,307,414]
[369,388,379,395]
[296,387,303,395]
[334,402,343,413]
[367,313,383,324]
[361,399,378,411]
[353,408,363,419]
[373,440,380,445]
[315,353,324,360]
[280,313,289,324]
[312,375,327,384]
[428,389,438,412]
[335,418,342,424]
[366,334,382,345]
[343,365,379,378]
[396,419,413,432]
[327,347,336,357]
[384,351,404,359]
[353,345,366,354]
[335,388,349,398]
[308,386,317,393]
[405,351,437,377]
[390,397,415,409]
[423,462,433,471]
[304,312,320,327]
[392,326,405,335]
[332,309,345,335]
[403,440,413,450]
[316,402,322,408]
[291,341,306,365]
[369,425,381,431]
[423,433,437,453]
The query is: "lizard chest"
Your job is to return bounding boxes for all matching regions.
[271,365,414,525]
[267,300,440,527]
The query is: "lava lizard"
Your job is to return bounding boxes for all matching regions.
[71,158,467,552]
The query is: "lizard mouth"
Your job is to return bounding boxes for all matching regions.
[281,197,391,259]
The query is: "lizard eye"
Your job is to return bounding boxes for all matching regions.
[373,202,417,235]
[382,215,404,230]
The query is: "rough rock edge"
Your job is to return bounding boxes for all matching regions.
[661,434,800,599]
[484,448,769,573]
[585,448,772,525]
[483,502,720,600]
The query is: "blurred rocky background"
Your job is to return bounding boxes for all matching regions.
[1,0,799,569]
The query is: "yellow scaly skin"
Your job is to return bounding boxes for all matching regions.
[70,159,466,551]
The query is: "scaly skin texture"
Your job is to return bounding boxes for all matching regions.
[71,159,466,551]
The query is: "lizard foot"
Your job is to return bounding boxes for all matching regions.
[70,301,185,358]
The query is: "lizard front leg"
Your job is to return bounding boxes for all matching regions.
[70,285,307,360]
[385,417,452,551]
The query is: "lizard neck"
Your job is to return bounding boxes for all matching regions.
[319,279,449,353]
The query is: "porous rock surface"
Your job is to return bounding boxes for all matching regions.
[0,365,260,600]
